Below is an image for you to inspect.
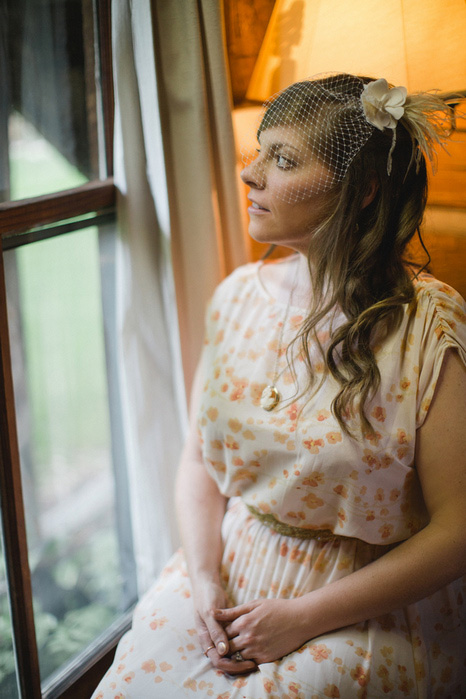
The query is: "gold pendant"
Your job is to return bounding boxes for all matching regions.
[260,385,280,411]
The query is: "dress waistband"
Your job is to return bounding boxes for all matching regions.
[245,503,358,542]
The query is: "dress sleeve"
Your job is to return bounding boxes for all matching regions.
[415,279,466,428]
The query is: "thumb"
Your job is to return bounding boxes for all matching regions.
[205,616,229,656]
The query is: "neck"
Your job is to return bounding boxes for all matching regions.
[259,252,313,309]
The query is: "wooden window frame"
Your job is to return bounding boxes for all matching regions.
[0,1,128,696]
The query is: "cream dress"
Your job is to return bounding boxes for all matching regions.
[93,259,466,699]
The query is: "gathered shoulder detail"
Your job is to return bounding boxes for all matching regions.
[411,274,466,427]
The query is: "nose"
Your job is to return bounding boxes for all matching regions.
[240,158,265,190]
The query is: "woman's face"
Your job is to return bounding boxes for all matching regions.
[240,124,334,254]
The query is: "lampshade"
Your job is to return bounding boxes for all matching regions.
[246,0,466,100]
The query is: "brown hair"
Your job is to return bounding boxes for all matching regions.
[264,76,441,435]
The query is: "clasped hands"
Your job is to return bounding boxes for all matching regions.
[195,582,308,675]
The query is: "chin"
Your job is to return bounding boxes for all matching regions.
[248,220,277,244]
[247,222,302,253]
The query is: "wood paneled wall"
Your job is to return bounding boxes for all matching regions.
[224,2,465,297]
[223,0,276,104]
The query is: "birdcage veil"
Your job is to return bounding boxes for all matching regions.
[241,73,453,204]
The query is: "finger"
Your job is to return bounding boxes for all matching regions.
[212,652,257,675]
[224,621,240,638]
[213,603,255,622]
[195,610,227,657]
[226,638,244,655]
[198,629,217,657]
[204,614,230,656]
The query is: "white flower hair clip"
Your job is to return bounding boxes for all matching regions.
[360,77,453,176]
[361,78,408,175]
[361,78,407,131]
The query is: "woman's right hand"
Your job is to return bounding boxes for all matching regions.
[192,576,257,676]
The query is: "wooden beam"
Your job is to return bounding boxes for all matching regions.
[96,0,114,177]
[0,240,41,698]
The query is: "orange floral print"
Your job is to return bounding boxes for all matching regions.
[224,435,240,450]
[316,409,331,421]
[207,407,218,421]
[183,677,197,691]
[364,430,382,446]
[333,484,348,498]
[93,268,466,699]
[379,523,394,539]
[309,643,332,662]
[303,438,325,453]
[350,664,370,687]
[301,492,325,509]
[263,678,276,693]
[228,417,242,433]
[302,472,325,487]
[287,403,299,421]
[141,659,156,673]
[149,615,168,631]
[371,406,386,422]
[250,382,267,405]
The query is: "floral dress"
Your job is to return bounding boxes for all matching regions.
[93,260,466,699]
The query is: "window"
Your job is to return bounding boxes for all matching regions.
[0,1,137,696]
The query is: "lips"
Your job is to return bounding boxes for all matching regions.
[248,198,270,212]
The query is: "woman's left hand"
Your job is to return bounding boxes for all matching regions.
[213,598,310,665]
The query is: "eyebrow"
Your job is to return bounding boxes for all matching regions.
[258,139,301,153]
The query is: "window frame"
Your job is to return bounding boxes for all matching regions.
[0,1,128,696]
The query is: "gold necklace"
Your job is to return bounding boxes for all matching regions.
[260,262,299,412]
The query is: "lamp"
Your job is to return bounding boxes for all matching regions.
[246,0,466,99]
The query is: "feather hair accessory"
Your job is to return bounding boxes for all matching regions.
[401,93,454,173]
[361,79,454,175]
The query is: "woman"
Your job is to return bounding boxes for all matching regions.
[93,74,466,698]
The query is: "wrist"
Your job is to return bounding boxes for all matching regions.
[289,593,326,644]
[190,567,223,593]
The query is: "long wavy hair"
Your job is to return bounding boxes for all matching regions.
[259,75,450,435]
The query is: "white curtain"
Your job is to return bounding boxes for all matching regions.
[111,0,246,594]
[151,0,247,393]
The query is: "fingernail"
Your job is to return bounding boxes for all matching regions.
[217,641,226,655]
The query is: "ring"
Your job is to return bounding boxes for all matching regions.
[204,645,215,656]
[234,651,244,662]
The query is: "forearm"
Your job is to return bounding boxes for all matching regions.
[294,517,466,639]
[175,450,227,585]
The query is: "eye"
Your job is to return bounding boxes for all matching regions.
[276,154,295,170]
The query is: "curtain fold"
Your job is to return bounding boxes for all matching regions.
[112,0,184,594]
[151,0,247,395]
[112,0,246,593]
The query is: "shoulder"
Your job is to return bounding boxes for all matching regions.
[411,272,466,332]
[405,273,466,373]
[210,261,261,303]
[413,271,465,305]
[406,273,466,427]
[205,262,262,323]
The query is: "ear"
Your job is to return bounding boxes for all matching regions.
[361,177,379,209]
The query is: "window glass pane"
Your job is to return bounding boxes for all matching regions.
[0,532,20,698]
[4,224,136,685]
[1,0,100,202]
